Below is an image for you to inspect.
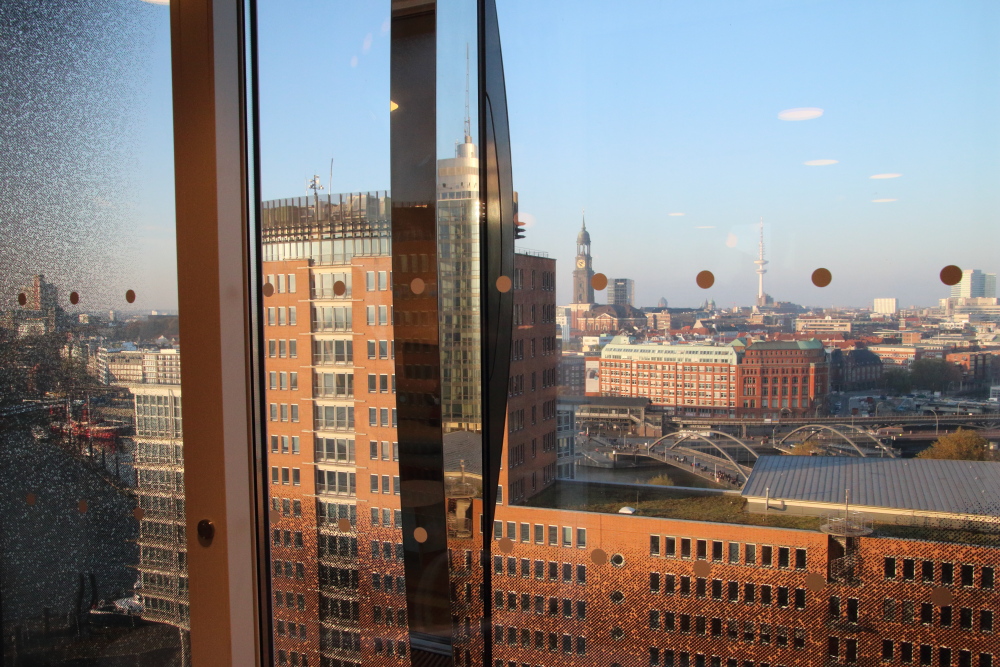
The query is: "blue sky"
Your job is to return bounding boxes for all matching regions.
[254,0,999,310]
[124,0,999,311]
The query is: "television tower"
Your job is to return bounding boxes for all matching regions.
[754,217,768,307]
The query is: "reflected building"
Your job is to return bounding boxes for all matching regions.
[438,131,482,433]
[130,358,189,642]
[262,192,404,667]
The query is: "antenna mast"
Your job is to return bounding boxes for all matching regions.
[464,43,471,142]
[754,217,768,306]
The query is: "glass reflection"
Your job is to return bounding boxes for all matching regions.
[0,0,187,663]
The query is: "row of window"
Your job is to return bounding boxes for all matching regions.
[319,564,358,591]
[367,407,398,428]
[270,466,302,486]
[493,556,588,584]
[371,506,403,529]
[268,402,300,422]
[273,589,306,611]
[366,372,396,393]
[369,474,401,495]
[885,557,994,589]
[273,560,306,580]
[317,469,355,496]
[368,439,399,461]
[493,626,586,655]
[371,541,405,561]
[318,534,357,560]
[270,434,301,455]
[267,338,299,358]
[651,536,806,569]
[272,496,302,518]
[271,529,304,549]
[372,605,406,627]
[494,521,588,548]
[364,304,391,327]
[649,648,797,667]
[372,572,406,594]
[275,650,306,667]
[372,637,407,658]
[880,598,994,632]
[319,594,358,623]
[317,500,354,526]
[275,619,307,640]
[650,615,805,649]
[269,370,299,391]
[265,273,297,294]
[878,640,992,666]
[651,573,807,609]
[266,306,298,326]
[494,590,586,619]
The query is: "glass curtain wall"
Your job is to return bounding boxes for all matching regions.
[489,2,1000,667]
[0,0,189,664]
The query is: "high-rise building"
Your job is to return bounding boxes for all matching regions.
[873,297,898,315]
[950,269,997,298]
[572,217,595,305]
[131,363,188,635]
[438,130,482,433]
[609,278,635,307]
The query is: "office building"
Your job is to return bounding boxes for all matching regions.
[873,298,898,315]
[951,269,997,299]
[610,278,635,307]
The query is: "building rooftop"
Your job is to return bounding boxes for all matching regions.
[743,455,1000,517]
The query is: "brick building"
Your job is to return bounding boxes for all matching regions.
[501,251,559,504]
[588,336,829,419]
[487,456,1000,667]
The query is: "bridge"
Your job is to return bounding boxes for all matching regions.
[669,414,999,428]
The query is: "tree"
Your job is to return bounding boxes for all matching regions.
[909,358,961,393]
[917,429,995,461]
[788,441,823,456]
[880,368,912,395]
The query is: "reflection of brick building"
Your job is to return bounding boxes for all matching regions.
[501,252,559,504]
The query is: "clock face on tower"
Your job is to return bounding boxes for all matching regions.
[576,258,586,269]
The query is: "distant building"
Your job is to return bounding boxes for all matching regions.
[131,359,188,632]
[571,218,595,305]
[951,269,997,298]
[795,316,852,333]
[609,278,634,307]
[588,335,828,418]
[873,297,898,315]
[868,344,922,369]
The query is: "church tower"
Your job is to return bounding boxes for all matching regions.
[572,215,595,304]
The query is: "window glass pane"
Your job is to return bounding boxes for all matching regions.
[0,0,189,661]
[256,0,413,662]
[490,2,1000,667]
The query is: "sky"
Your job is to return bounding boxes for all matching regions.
[11,1,996,312]
[255,0,999,310]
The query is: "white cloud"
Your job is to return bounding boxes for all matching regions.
[872,198,898,203]
[362,33,373,54]
[667,212,685,217]
[804,159,838,166]
[870,173,902,179]
[778,107,824,121]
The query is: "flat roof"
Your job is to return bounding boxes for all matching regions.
[743,455,1000,517]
